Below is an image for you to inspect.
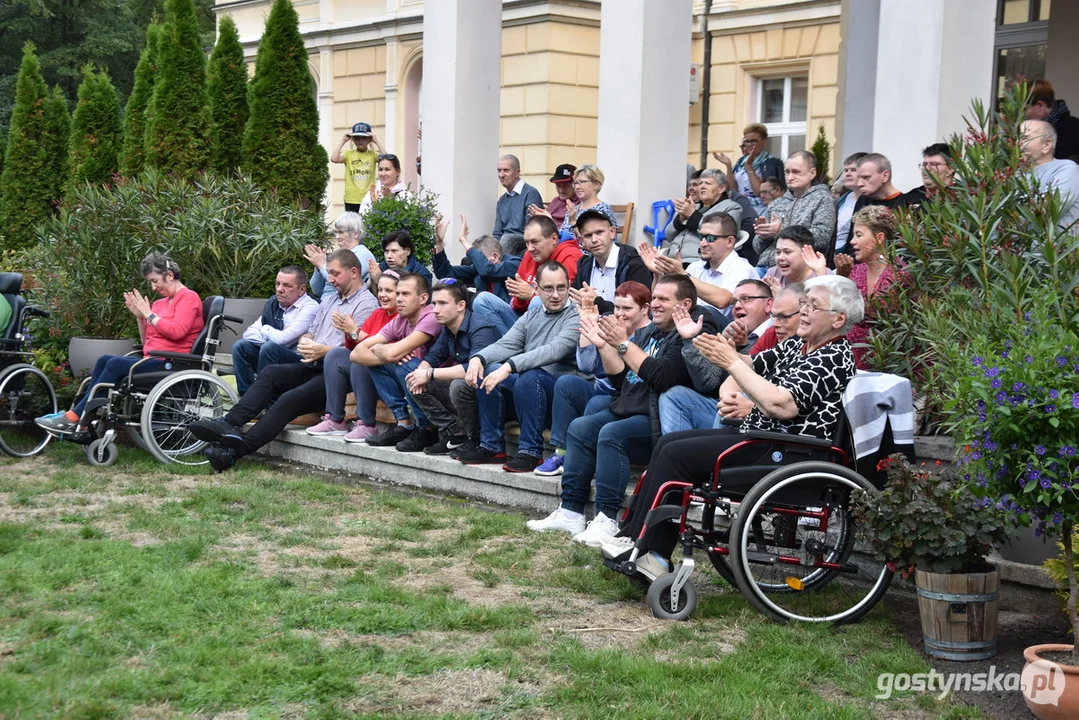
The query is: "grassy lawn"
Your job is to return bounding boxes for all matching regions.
[0,444,982,719]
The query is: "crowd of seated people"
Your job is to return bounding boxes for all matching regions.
[36,118,1077,593]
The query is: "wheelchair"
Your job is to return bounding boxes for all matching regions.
[606,416,895,625]
[58,296,243,467]
[0,273,58,457]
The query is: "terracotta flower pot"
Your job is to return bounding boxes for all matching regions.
[1022,644,1079,720]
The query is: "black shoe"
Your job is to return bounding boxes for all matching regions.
[189,417,240,443]
[203,444,236,473]
[448,439,479,460]
[422,433,463,455]
[445,433,468,450]
[366,424,413,447]
[396,427,438,452]
[456,445,507,465]
[502,453,541,473]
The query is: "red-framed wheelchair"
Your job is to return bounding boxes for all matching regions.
[605,417,897,624]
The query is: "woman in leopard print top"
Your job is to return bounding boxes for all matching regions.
[606,275,862,576]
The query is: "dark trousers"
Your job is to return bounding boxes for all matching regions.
[74,355,165,415]
[224,361,325,457]
[409,377,479,440]
[624,427,744,558]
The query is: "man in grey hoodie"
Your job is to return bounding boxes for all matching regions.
[753,151,837,266]
[458,261,581,471]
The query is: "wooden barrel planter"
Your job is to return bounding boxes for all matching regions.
[915,565,1000,661]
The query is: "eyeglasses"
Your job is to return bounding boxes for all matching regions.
[700,234,735,243]
[572,179,593,187]
[537,284,569,295]
[739,139,759,148]
[770,310,800,321]
[733,295,770,305]
[918,162,948,171]
[799,299,838,314]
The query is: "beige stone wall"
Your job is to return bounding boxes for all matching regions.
[500,21,601,201]
[705,22,841,176]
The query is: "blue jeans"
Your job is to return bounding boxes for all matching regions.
[475,366,556,457]
[471,292,539,334]
[370,357,426,426]
[322,346,377,425]
[560,408,653,519]
[74,354,165,415]
[549,375,614,450]
[658,385,719,434]
[231,339,302,395]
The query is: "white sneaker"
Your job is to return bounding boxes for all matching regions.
[572,512,621,547]
[634,552,671,582]
[600,535,636,560]
[526,507,586,535]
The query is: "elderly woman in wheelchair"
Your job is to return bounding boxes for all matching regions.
[602,275,891,622]
[35,252,203,436]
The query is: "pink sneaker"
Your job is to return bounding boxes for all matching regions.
[344,423,377,443]
[306,415,348,436]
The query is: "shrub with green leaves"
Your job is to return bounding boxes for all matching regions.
[207,16,248,175]
[21,170,323,349]
[361,188,441,267]
[811,123,831,184]
[0,43,55,250]
[145,0,212,179]
[119,22,161,177]
[67,65,122,191]
[851,454,1013,575]
[242,0,328,209]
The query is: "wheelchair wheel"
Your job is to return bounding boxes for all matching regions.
[140,370,238,466]
[647,572,697,621]
[0,364,57,457]
[86,438,118,467]
[729,461,893,625]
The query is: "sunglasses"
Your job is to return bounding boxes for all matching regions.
[700,234,735,243]
[378,153,398,161]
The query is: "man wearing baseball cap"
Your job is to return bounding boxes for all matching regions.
[331,122,384,212]
[544,163,578,227]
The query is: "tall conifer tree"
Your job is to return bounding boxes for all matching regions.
[145,0,211,178]
[208,16,249,174]
[242,0,328,208]
[68,66,122,190]
[0,44,53,249]
[120,23,161,176]
[43,87,71,207]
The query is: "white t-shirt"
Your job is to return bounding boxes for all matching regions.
[685,251,758,312]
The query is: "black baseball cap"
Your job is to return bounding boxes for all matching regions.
[549,163,576,184]
[348,122,373,137]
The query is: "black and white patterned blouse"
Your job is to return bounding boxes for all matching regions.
[742,336,855,439]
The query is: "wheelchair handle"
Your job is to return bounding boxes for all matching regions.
[222,315,244,324]
[24,306,50,318]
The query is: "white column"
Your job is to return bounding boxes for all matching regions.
[597,0,693,247]
[422,0,502,262]
[383,40,399,154]
[870,0,996,190]
[835,0,880,165]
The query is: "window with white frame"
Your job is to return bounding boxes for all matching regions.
[756,76,808,159]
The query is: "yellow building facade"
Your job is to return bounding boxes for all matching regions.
[219,0,841,218]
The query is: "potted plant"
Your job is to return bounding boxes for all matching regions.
[852,454,1014,661]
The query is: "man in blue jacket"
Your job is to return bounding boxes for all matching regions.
[431,215,520,303]
[569,209,652,314]
[403,280,503,455]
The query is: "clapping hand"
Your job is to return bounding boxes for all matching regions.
[434,213,448,253]
[693,332,740,370]
[654,251,685,276]
[303,243,328,269]
[638,242,662,274]
[458,214,471,251]
[578,313,606,348]
[834,253,854,277]
[564,200,578,226]
[568,282,598,311]
[718,391,753,420]
[801,245,828,277]
[331,310,358,335]
[762,273,783,295]
[672,305,704,339]
[504,273,535,302]
[368,258,382,285]
[124,289,152,319]
[673,196,695,221]
[596,314,628,347]
[528,204,552,219]
[722,318,749,348]
[711,151,733,169]
[755,215,781,237]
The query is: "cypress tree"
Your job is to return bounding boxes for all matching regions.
[242,0,328,209]
[43,87,71,207]
[208,16,249,175]
[0,44,53,250]
[68,66,122,190]
[120,23,161,176]
[145,0,212,178]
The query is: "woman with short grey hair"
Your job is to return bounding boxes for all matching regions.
[303,212,377,301]
[664,169,743,264]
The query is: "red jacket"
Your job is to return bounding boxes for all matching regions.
[511,240,583,313]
